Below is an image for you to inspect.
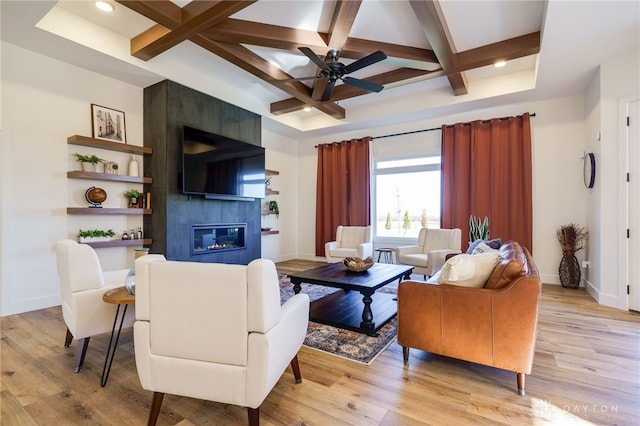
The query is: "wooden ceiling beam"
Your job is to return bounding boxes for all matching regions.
[202,19,329,51]
[203,19,438,64]
[455,32,540,71]
[192,36,345,119]
[325,1,362,49]
[128,1,256,61]
[410,0,468,95]
[116,1,182,28]
[343,38,438,63]
[270,68,436,114]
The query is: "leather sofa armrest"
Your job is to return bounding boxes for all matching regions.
[397,280,444,351]
[325,241,338,251]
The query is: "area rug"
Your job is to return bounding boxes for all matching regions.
[279,275,397,365]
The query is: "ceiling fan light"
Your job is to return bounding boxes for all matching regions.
[494,60,507,68]
[95,1,115,12]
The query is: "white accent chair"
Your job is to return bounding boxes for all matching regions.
[395,228,462,279]
[134,255,310,426]
[54,239,135,372]
[325,225,373,263]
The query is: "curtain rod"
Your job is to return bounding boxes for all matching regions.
[315,112,536,146]
[373,112,536,140]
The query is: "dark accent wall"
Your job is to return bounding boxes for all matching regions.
[143,80,262,264]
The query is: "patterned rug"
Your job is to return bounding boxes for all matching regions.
[279,275,398,365]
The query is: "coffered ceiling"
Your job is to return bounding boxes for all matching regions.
[2,1,639,138]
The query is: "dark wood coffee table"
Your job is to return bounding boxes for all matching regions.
[289,262,413,335]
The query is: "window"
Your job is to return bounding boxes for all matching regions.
[373,155,441,240]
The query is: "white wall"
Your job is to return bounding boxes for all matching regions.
[595,48,640,309]
[260,129,300,262]
[1,42,144,315]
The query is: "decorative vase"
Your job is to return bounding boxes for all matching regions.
[559,253,581,288]
[128,155,139,177]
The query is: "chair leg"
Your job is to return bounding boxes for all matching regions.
[402,346,410,365]
[290,355,302,383]
[147,392,165,426]
[516,373,526,396]
[64,327,73,348]
[247,406,259,426]
[74,337,90,373]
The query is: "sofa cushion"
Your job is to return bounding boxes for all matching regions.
[438,252,502,288]
[484,241,527,290]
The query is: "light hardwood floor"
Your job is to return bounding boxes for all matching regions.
[2,259,639,425]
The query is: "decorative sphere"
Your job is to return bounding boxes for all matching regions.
[85,186,107,206]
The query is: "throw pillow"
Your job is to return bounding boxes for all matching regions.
[485,238,502,249]
[437,252,502,288]
[472,242,498,255]
[466,239,485,254]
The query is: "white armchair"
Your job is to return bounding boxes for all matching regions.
[325,225,373,263]
[395,228,462,278]
[54,239,135,372]
[134,255,310,426]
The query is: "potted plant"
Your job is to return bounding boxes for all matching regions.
[469,215,490,242]
[77,228,115,243]
[556,223,587,288]
[124,189,141,207]
[73,153,104,172]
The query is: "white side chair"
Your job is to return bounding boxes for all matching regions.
[395,228,462,278]
[134,256,310,426]
[54,239,135,372]
[325,225,373,263]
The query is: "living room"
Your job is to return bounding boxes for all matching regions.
[1,1,639,424]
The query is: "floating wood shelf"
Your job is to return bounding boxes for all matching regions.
[67,208,152,215]
[261,230,279,235]
[68,135,152,155]
[67,170,152,184]
[261,210,278,215]
[265,169,279,176]
[266,189,279,195]
[81,239,152,248]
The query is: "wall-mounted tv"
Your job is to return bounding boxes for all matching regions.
[181,126,265,201]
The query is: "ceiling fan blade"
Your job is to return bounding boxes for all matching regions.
[343,77,384,93]
[298,47,331,73]
[343,50,387,74]
[321,80,337,102]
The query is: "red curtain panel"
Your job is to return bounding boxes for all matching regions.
[315,138,371,257]
[441,113,533,252]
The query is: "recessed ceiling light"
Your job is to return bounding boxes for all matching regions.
[95,1,115,12]
[303,106,312,112]
[494,61,507,68]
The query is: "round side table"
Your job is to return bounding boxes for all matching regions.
[101,286,134,387]
[375,248,395,263]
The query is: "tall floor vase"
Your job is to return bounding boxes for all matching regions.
[559,253,581,288]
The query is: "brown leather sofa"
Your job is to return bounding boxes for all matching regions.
[397,241,541,396]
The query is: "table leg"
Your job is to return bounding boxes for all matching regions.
[359,291,375,331]
[101,303,128,387]
[292,281,301,294]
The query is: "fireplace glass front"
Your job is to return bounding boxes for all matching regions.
[191,223,246,256]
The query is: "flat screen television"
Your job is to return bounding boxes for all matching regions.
[181,126,265,201]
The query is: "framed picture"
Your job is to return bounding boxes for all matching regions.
[91,104,126,143]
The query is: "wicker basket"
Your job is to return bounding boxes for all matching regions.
[343,257,374,272]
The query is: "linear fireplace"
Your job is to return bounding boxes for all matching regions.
[191,223,246,256]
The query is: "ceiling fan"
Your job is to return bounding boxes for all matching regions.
[286,47,387,102]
